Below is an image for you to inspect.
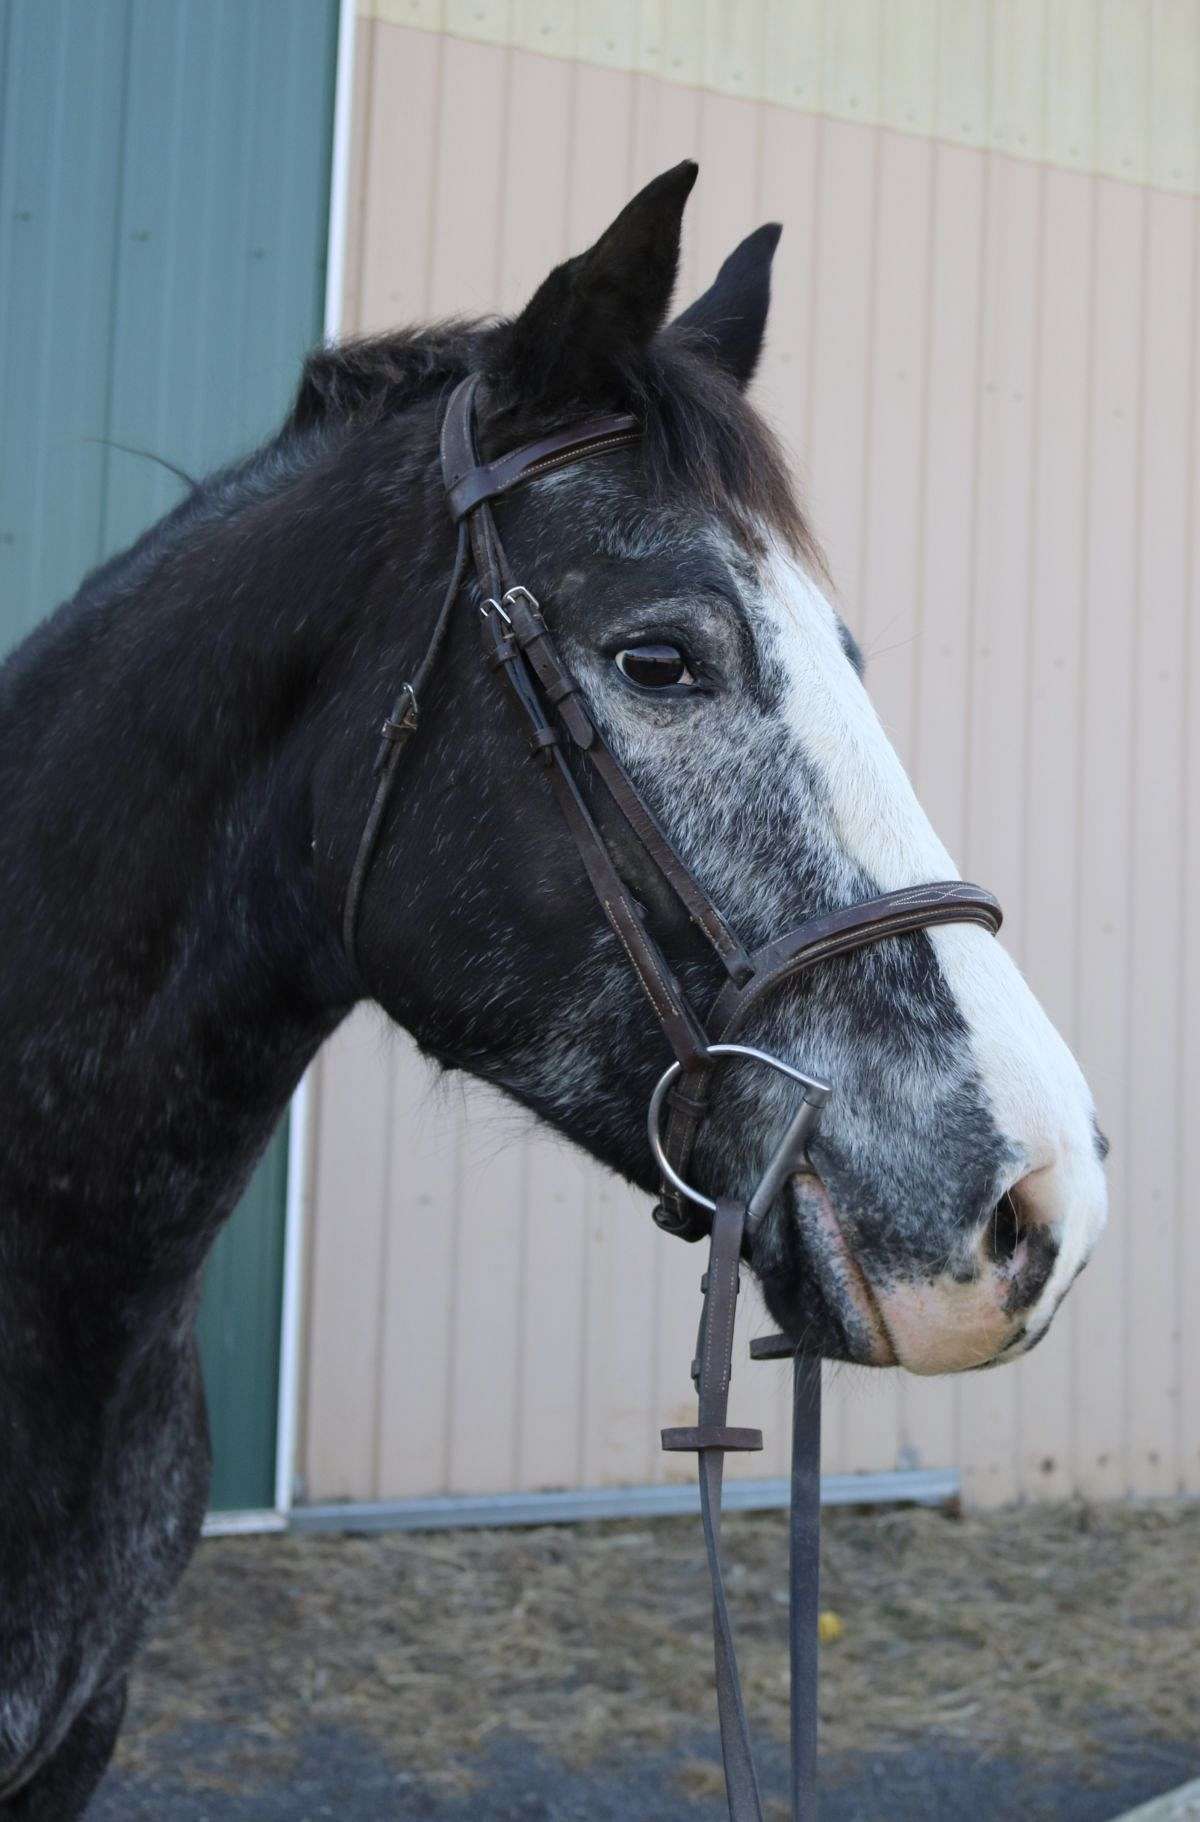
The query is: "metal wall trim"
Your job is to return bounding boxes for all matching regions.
[202,1509,288,1539]
[290,1469,961,1534]
[275,0,360,1524]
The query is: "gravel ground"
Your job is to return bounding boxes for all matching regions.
[91,1501,1199,1819]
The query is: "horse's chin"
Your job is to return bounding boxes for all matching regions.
[756,1176,898,1367]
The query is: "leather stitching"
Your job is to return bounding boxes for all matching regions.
[605,898,700,1062]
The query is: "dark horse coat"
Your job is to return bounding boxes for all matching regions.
[0,163,1104,1816]
[0,161,794,1819]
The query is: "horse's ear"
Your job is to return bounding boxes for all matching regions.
[486,161,698,411]
[670,222,782,389]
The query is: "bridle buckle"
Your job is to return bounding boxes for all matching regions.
[380,682,419,741]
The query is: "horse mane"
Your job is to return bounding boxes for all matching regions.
[288,319,817,562]
[39,315,818,655]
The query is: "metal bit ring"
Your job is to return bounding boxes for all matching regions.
[647,1043,832,1216]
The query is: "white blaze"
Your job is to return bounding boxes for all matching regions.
[759,544,1107,1344]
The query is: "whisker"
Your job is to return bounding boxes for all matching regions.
[862,632,922,662]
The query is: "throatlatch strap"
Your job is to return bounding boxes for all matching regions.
[342,520,470,972]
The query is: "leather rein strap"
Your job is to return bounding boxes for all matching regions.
[341,373,1004,1822]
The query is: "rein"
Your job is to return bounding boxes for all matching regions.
[343,376,1003,1819]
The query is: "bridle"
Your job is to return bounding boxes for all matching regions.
[342,374,1003,1820]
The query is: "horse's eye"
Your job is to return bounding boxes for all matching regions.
[615,643,694,690]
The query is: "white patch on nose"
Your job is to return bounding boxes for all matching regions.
[757,543,1107,1339]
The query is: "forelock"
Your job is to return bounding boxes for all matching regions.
[287,320,821,568]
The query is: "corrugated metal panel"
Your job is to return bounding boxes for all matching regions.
[360,0,1200,196]
[300,11,1200,1508]
[0,0,338,1510]
[196,1127,290,1512]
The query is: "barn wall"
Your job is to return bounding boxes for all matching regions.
[298,0,1200,1510]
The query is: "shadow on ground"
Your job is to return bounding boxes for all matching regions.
[93,1726,1199,1821]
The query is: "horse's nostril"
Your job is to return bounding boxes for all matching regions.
[980,1179,1061,1311]
[984,1190,1023,1267]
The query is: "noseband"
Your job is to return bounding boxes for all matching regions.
[342,375,1002,1820]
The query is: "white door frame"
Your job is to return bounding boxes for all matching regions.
[269,0,359,1528]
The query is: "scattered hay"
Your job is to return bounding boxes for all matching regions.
[116,1501,1200,1798]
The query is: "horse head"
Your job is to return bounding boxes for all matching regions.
[306,163,1106,1375]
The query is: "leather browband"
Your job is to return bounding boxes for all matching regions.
[445,412,640,522]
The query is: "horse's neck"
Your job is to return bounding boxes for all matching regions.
[0,498,354,1298]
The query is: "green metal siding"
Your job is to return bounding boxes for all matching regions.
[0,0,339,1510]
[195,1125,292,1513]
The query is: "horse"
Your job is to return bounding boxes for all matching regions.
[0,161,1107,1817]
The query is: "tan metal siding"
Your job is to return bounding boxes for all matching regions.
[360,0,1200,196]
[299,7,1200,1508]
